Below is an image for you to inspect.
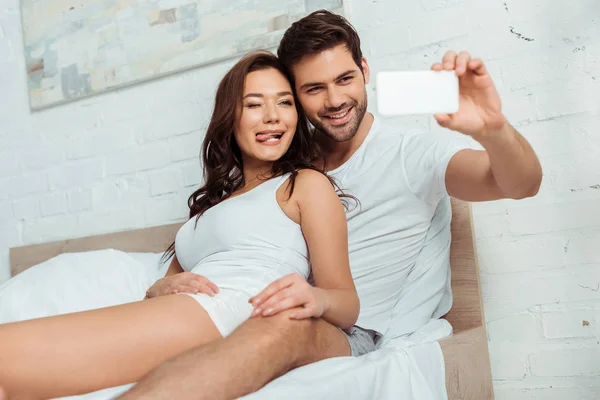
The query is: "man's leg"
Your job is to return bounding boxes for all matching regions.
[118,310,350,400]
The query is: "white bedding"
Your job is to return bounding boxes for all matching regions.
[0,250,164,323]
[0,250,449,400]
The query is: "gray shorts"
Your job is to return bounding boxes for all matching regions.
[342,326,381,357]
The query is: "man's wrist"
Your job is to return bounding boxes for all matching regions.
[474,117,514,147]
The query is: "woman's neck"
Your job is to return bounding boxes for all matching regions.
[241,159,274,189]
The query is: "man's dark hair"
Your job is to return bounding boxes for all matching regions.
[277,9,363,80]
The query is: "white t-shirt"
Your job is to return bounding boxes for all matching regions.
[328,117,474,336]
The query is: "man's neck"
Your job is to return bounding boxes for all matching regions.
[321,112,374,172]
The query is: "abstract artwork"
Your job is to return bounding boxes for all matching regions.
[21,0,347,110]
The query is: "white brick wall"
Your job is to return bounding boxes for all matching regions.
[0,0,599,397]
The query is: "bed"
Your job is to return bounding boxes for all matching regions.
[8,198,494,399]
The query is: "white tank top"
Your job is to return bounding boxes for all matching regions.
[175,174,309,294]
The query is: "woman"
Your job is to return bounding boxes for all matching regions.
[0,51,359,399]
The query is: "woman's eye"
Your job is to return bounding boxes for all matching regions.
[246,103,261,108]
[279,100,293,106]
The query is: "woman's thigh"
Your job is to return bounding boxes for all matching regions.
[0,295,221,399]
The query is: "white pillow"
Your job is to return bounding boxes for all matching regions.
[0,249,163,323]
[128,251,169,277]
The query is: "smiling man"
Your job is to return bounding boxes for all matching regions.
[117,10,542,399]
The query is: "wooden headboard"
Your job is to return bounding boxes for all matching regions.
[9,199,483,335]
[445,199,485,333]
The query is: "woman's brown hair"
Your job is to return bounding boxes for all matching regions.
[161,50,350,264]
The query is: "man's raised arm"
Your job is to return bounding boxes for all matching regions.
[432,51,542,202]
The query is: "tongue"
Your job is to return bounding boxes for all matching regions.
[256,133,278,142]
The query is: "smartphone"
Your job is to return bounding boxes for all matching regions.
[376,70,459,116]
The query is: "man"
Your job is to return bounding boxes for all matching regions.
[119,10,542,399]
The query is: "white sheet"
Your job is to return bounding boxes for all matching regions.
[0,251,449,400]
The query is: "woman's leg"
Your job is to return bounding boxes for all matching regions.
[0,295,221,399]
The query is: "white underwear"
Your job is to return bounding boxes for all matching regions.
[181,288,255,337]
[182,288,378,357]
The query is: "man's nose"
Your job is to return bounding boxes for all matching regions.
[325,87,345,109]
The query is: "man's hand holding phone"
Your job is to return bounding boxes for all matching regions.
[376,50,507,140]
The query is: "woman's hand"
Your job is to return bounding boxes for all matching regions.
[146,272,219,299]
[249,274,328,319]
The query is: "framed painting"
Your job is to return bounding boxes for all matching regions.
[21,0,348,110]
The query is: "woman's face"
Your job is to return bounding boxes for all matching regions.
[234,68,298,166]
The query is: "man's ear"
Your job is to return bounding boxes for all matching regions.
[361,57,370,84]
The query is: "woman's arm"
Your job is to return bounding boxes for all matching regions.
[165,255,185,277]
[294,170,359,329]
[249,170,359,329]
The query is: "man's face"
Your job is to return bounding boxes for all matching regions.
[292,44,370,142]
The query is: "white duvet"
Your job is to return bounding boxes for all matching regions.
[0,250,449,400]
